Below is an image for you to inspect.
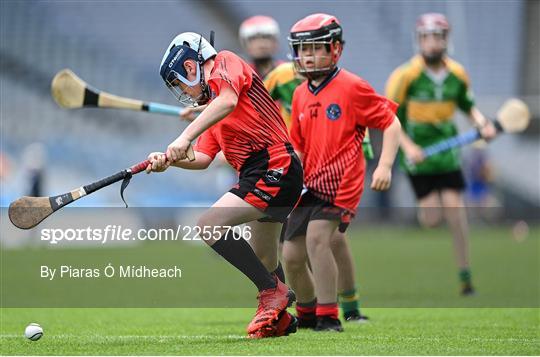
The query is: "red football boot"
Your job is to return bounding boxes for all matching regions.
[274,310,298,337]
[247,310,298,339]
[246,278,296,335]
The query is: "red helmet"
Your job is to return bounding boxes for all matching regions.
[416,13,450,34]
[288,13,344,78]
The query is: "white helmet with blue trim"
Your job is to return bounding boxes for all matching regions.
[159,32,217,106]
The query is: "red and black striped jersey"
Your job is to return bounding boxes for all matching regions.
[194,51,289,171]
[290,68,397,212]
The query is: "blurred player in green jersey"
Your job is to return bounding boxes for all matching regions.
[386,13,496,295]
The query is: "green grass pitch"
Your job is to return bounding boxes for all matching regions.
[1,226,539,355]
[1,308,538,355]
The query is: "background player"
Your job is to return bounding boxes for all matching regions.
[282,14,401,331]
[385,13,496,295]
[239,15,282,79]
[146,32,303,338]
[265,61,372,323]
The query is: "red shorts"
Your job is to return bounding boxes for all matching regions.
[230,143,303,223]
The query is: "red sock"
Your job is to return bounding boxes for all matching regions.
[316,303,339,320]
[296,299,316,319]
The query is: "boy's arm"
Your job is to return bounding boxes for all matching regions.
[454,67,496,140]
[371,116,401,191]
[289,90,305,163]
[400,127,425,164]
[469,107,496,140]
[167,84,238,162]
[180,104,207,122]
[145,151,214,173]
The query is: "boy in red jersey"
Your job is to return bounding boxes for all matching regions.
[282,14,401,332]
[146,32,303,338]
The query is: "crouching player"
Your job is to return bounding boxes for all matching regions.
[146,32,303,338]
[282,14,401,331]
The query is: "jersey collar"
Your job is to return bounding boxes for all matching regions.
[307,67,341,95]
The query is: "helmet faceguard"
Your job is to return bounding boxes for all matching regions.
[160,45,203,106]
[288,14,343,79]
[159,33,217,106]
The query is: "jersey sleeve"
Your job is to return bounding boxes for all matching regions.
[385,66,408,105]
[289,89,305,153]
[385,66,409,126]
[447,60,475,114]
[193,129,220,160]
[457,76,475,114]
[354,79,398,131]
[208,51,249,97]
[264,66,280,100]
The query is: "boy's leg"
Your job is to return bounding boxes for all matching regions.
[247,220,286,283]
[306,219,343,332]
[199,193,275,291]
[332,231,356,295]
[247,220,297,336]
[440,189,474,295]
[417,191,443,228]
[282,235,317,328]
[408,174,443,228]
[281,192,319,328]
[198,192,295,334]
[247,220,281,273]
[331,230,368,322]
[282,235,315,302]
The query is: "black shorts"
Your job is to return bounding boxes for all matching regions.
[408,170,466,199]
[229,142,303,223]
[283,190,353,241]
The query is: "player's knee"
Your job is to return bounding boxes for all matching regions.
[282,242,306,272]
[283,257,304,274]
[195,215,224,245]
[441,190,465,208]
[307,232,332,253]
[330,231,346,250]
[418,209,443,228]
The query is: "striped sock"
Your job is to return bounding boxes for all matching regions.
[296,298,317,319]
[316,302,339,320]
[338,288,360,314]
[459,268,472,284]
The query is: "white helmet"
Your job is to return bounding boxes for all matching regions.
[160,32,217,69]
[159,32,217,106]
[239,16,280,46]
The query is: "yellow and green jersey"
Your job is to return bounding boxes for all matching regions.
[264,62,302,129]
[264,62,374,159]
[386,55,475,175]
